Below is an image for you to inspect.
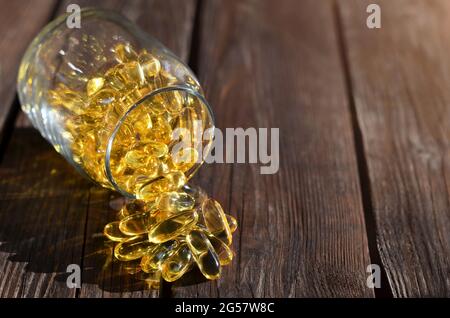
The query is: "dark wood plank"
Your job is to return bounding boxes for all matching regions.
[338,0,450,297]
[0,130,158,298]
[1,0,197,297]
[0,0,57,139]
[0,129,91,297]
[174,0,373,297]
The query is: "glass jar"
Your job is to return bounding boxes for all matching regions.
[17,8,214,198]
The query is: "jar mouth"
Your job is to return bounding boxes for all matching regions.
[104,85,215,198]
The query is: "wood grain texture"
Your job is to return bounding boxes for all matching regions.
[173,0,373,297]
[338,0,450,297]
[1,0,197,298]
[0,129,91,297]
[0,0,57,136]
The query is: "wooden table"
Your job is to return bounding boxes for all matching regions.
[0,0,449,298]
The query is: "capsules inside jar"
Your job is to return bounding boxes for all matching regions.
[48,42,214,196]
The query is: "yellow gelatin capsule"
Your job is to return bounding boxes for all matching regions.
[154,160,171,177]
[143,141,169,158]
[177,106,206,143]
[49,84,86,115]
[138,51,161,79]
[126,199,147,212]
[140,240,178,273]
[156,191,195,213]
[137,171,187,200]
[114,42,138,63]
[114,235,154,261]
[137,156,161,175]
[159,68,178,87]
[123,147,165,173]
[124,174,157,195]
[117,199,146,219]
[170,147,199,172]
[147,114,172,143]
[182,184,208,207]
[148,210,198,243]
[90,89,117,113]
[225,214,238,233]
[207,233,234,265]
[122,61,145,86]
[186,229,221,280]
[165,171,187,188]
[175,107,194,137]
[162,90,184,115]
[86,77,105,96]
[140,96,166,115]
[119,212,154,236]
[134,112,153,132]
[124,149,149,169]
[112,122,137,149]
[103,221,131,242]
[120,86,145,107]
[161,243,193,282]
[104,64,128,91]
[201,199,232,245]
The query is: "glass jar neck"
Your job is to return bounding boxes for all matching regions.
[104,84,213,198]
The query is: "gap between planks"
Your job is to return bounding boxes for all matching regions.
[332,0,393,298]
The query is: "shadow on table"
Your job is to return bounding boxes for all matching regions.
[0,128,208,295]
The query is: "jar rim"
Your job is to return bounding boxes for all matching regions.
[104,85,215,198]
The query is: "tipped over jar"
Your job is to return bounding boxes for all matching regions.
[17,8,214,198]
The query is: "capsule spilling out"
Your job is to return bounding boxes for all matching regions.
[161,243,193,282]
[104,221,130,242]
[137,171,187,200]
[186,229,221,280]
[119,212,154,236]
[140,240,178,273]
[156,191,195,213]
[148,210,198,243]
[114,236,154,261]
[201,199,233,245]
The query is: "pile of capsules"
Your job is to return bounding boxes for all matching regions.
[104,184,237,284]
[49,42,235,284]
